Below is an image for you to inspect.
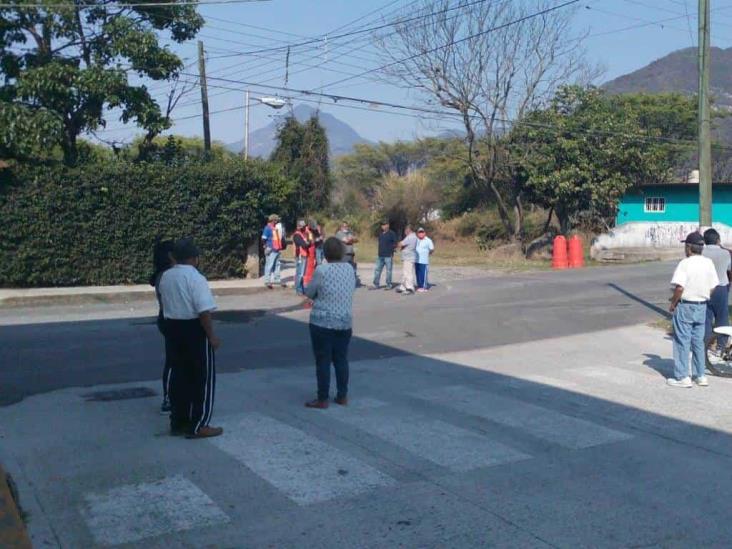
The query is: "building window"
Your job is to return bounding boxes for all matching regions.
[644,197,666,213]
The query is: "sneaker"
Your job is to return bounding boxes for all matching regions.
[305,399,329,409]
[384,284,393,291]
[160,399,171,415]
[416,288,427,293]
[186,426,224,439]
[334,396,348,406]
[666,377,693,388]
[402,289,415,296]
[695,376,710,387]
[708,349,725,365]
[369,285,380,291]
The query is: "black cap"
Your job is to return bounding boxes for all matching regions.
[681,231,705,245]
[173,238,200,261]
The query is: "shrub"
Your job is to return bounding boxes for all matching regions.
[0,158,295,287]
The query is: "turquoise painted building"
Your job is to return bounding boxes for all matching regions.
[616,184,732,226]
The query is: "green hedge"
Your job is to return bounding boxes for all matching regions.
[0,159,296,287]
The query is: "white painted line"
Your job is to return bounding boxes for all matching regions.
[81,476,229,546]
[211,413,395,505]
[412,386,632,450]
[330,406,531,472]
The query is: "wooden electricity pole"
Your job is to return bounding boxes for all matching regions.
[699,0,712,226]
[198,40,211,153]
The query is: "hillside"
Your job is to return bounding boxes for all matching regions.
[603,46,732,141]
[226,103,372,158]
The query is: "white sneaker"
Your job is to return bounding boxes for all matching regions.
[667,377,693,388]
[695,376,709,387]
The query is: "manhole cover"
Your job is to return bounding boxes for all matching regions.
[83,387,157,402]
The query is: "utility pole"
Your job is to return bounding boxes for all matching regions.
[198,40,211,153]
[699,0,712,226]
[244,90,250,160]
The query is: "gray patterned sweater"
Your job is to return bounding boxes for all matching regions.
[304,262,356,330]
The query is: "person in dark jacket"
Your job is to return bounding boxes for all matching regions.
[150,239,176,413]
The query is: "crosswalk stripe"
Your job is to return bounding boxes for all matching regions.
[330,405,531,472]
[210,413,395,505]
[81,476,229,546]
[412,385,632,449]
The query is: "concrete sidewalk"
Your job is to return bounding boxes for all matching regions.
[0,263,492,308]
[4,323,732,547]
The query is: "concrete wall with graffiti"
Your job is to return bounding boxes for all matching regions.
[592,222,732,256]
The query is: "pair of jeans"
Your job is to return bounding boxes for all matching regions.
[373,256,393,287]
[672,301,707,380]
[264,250,281,284]
[316,247,324,265]
[705,285,730,350]
[415,263,428,289]
[309,323,352,401]
[295,256,306,294]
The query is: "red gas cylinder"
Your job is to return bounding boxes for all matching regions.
[568,235,584,268]
[552,235,568,269]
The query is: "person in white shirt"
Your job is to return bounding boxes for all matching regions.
[702,228,732,359]
[415,227,435,292]
[159,239,223,439]
[668,231,720,388]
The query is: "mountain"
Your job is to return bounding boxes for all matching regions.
[603,46,732,141]
[226,103,372,158]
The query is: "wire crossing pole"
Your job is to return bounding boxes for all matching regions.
[198,40,211,154]
[699,0,712,227]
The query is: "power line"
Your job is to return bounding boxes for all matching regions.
[0,0,270,7]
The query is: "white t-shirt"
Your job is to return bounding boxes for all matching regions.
[159,264,217,320]
[416,236,434,264]
[671,255,720,302]
[702,245,731,286]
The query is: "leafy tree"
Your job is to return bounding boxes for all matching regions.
[270,114,331,213]
[124,134,235,164]
[511,86,697,232]
[0,1,203,164]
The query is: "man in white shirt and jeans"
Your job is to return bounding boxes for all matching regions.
[159,239,223,438]
[668,231,719,388]
[702,228,732,361]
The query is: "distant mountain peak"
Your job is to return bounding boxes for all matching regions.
[226,102,372,158]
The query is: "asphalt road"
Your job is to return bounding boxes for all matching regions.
[1,262,674,406]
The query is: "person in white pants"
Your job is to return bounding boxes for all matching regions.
[397,225,418,295]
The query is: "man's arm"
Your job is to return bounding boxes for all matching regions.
[669,285,684,313]
[199,311,221,350]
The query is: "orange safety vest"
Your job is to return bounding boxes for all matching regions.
[266,222,283,251]
[294,228,311,257]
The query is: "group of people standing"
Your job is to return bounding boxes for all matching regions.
[262,215,436,297]
[373,222,434,294]
[668,228,732,388]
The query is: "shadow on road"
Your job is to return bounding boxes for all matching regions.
[607,283,671,319]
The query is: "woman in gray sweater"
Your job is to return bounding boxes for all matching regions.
[304,237,357,408]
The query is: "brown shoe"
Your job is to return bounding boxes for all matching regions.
[186,426,223,439]
[334,396,348,406]
[305,399,329,409]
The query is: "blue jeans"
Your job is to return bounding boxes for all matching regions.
[309,324,351,401]
[673,301,707,380]
[295,256,306,294]
[264,250,281,284]
[373,256,393,287]
[415,263,428,289]
[705,285,729,350]
[316,247,324,265]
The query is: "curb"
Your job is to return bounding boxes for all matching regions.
[0,464,32,549]
[0,284,282,309]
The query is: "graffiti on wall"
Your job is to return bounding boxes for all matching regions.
[593,222,732,251]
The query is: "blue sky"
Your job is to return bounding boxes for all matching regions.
[98,0,732,146]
